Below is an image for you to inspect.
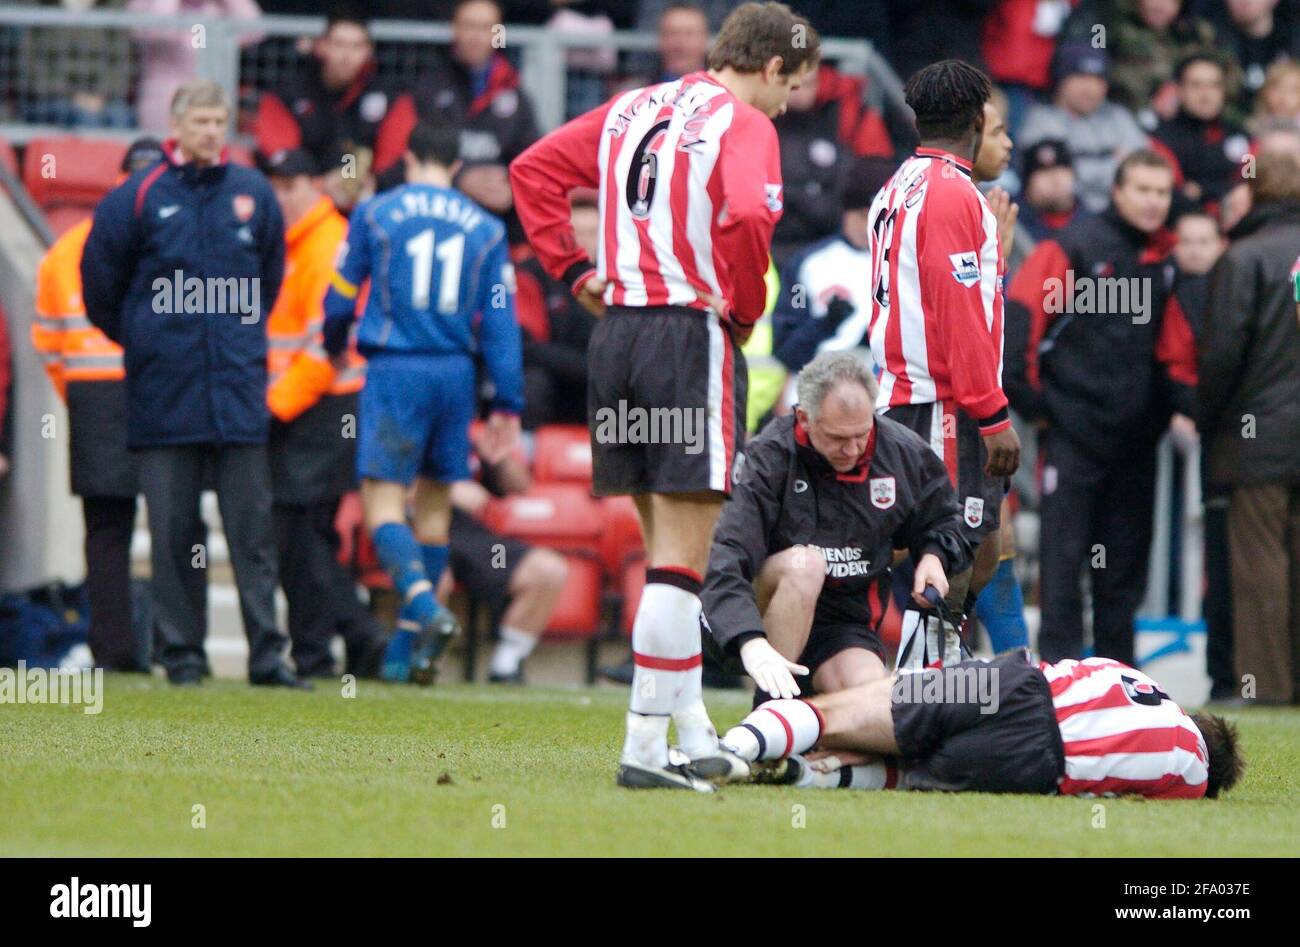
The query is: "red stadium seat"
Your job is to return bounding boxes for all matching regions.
[43,206,93,238]
[532,425,593,484]
[23,136,127,207]
[620,556,647,639]
[598,495,643,577]
[483,483,603,554]
[543,555,604,640]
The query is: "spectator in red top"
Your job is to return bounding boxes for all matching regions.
[375,0,539,242]
[982,0,1079,136]
[253,7,407,211]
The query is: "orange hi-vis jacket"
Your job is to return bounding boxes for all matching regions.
[32,217,124,399]
[267,195,366,422]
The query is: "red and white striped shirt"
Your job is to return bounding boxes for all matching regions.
[866,148,1010,434]
[509,72,782,327]
[1041,657,1209,799]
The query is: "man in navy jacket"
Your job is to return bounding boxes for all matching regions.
[81,80,303,688]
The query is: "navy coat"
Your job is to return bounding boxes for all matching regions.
[81,142,284,448]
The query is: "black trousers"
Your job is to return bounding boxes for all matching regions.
[1038,432,1157,665]
[273,499,387,678]
[138,443,287,681]
[1203,489,1235,697]
[82,495,141,671]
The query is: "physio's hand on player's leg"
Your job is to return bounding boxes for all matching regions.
[981,424,1021,476]
[911,553,949,607]
[740,637,809,700]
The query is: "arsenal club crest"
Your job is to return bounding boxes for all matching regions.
[869,476,895,509]
[964,496,984,527]
[233,194,255,222]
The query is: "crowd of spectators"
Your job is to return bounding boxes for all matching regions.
[4,0,1300,699]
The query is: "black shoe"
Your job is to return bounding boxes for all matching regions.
[488,668,525,685]
[616,759,714,792]
[251,667,314,690]
[168,669,203,687]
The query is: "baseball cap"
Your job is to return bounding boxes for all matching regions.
[1054,43,1109,84]
[1022,139,1074,180]
[121,137,164,173]
[261,148,319,178]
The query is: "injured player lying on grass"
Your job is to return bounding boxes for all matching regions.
[721,651,1244,799]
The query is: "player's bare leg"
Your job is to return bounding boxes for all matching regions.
[812,648,887,693]
[488,549,567,682]
[755,545,826,664]
[619,491,730,791]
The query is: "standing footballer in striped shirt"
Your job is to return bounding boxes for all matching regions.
[866,61,1021,617]
[511,3,819,791]
[721,651,1245,800]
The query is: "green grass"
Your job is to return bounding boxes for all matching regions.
[2,675,1298,857]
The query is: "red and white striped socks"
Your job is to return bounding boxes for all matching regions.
[722,698,824,762]
[622,567,719,767]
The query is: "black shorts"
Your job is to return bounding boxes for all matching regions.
[449,508,530,606]
[890,651,1065,794]
[881,400,1006,540]
[588,306,747,497]
[797,622,884,678]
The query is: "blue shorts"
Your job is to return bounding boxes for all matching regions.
[357,352,475,485]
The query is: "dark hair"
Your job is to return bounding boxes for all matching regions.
[1175,50,1226,84]
[904,59,992,142]
[1189,712,1244,798]
[406,121,461,168]
[1114,148,1174,187]
[706,2,820,76]
[325,4,370,37]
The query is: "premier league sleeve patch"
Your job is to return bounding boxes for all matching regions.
[949,251,980,287]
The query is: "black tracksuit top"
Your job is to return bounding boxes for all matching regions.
[702,413,972,656]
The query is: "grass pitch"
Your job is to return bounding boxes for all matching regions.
[2,675,1298,857]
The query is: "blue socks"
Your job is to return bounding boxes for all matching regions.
[395,542,452,630]
[975,558,1029,652]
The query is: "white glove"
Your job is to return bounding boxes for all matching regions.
[739,637,809,699]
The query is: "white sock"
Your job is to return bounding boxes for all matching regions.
[624,571,704,767]
[843,761,898,790]
[793,758,896,790]
[621,712,671,769]
[721,699,823,761]
[673,698,719,758]
[673,610,719,757]
[490,625,538,676]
